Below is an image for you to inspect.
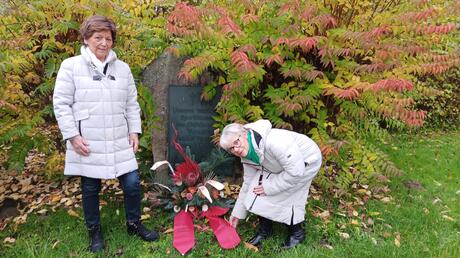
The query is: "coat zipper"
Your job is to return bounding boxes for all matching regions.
[249,172,264,211]
[79,120,82,136]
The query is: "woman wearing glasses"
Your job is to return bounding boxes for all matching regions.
[219,119,322,249]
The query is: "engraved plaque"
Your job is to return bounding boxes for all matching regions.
[167,85,220,166]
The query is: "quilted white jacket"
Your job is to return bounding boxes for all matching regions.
[53,46,141,179]
[231,120,322,225]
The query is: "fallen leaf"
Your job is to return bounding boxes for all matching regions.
[367,218,374,226]
[244,242,259,252]
[52,240,60,249]
[143,207,151,213]
[382,232,391,238]
[423,208,429,214]
[67,209,80,218]
[394,236,401,247]
[432,198,442,204]
[163,228,174,234]
[339,232,350,239]
[65,199,73,206]
[442,215,455,222]
[319,210,330,220]
[371,237,377,245]
[10,184,19,192]
[51,195,61,203]
[140,214,151,220]
[3,237,16,244]
[37,209,48,215]
[381,197,391,203]
[322,244,334,250]
[351,219,359,225]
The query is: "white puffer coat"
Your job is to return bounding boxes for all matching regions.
[231,120,322,225]
[53,46,141,179]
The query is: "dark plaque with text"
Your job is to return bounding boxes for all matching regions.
[167,85,220,166]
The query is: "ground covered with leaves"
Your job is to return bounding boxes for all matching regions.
[1,131,459,257]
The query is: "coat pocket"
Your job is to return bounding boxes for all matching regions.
[74,109,90,136]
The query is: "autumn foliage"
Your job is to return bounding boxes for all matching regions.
[167,0,460,191]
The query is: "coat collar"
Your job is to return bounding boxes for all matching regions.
[243,120,272,164]
[80,46,117,75]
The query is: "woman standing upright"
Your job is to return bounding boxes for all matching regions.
[219,119,322,249]
[53,15,158,252]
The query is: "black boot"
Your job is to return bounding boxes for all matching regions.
[88,224,104,252]
[248,216,273,247]
[282,223,305,249]
[127,221,159,242]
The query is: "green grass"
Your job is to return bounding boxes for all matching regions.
[1,131,459,258]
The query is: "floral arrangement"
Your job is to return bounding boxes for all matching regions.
[150,130,240,255]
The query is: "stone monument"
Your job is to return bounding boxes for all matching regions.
[141,51,218,174]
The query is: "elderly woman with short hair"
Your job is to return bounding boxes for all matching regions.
[53,15,158,252]
[219,119,322,249]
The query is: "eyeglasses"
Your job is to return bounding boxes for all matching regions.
[227,135,242,153]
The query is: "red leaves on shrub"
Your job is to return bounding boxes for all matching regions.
[399,7,437,22]
[378,106,427,127]
[300,6,317,21]
[416,59,460,75]
[167,3,204,36]
[281,68,323,81]
[265,54,284,66]
[218,15,242,36]
[241,14,259,25]
[311,14,338,30]
[370,25,393,38]
[289,36,320,53]
[178,54,217,82]
[371,79,413,92]
[324,87,360,100]
[230,50,258,73]
[415,24,455,35]
[355,62,399,74]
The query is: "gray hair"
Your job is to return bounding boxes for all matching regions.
[219,123,247,150]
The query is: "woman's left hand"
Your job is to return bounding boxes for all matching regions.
[253,185,266,196]
[129,133,139,153]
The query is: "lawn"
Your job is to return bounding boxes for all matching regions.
[1,131,459,258]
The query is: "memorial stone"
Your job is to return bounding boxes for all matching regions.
[142,51,224,177]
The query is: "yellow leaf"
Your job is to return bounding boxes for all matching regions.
[394,237,401,247]
[67,209,80,218]
[140,214,151,221]
[163,228,174,234]
[244,242,259,252]
[442,215,455,222]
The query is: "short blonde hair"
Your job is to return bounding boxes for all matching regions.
[219,123,247,151]
[80,15,117,43]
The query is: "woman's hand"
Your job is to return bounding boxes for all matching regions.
[253,185,266,196]
[229,215,239,228]
[129,133,139,153]
[70,135,90,156]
